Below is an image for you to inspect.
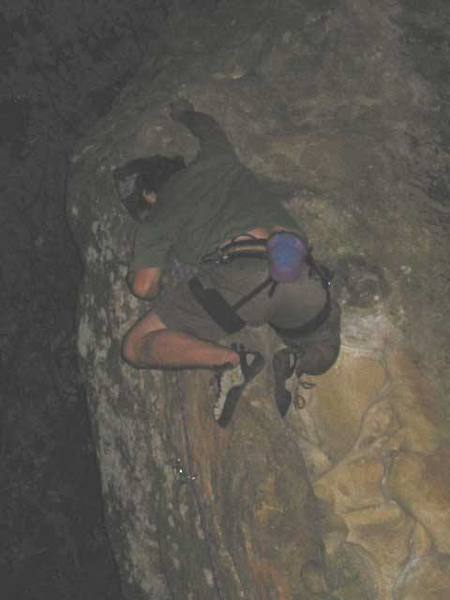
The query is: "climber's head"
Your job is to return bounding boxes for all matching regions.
[267,231,309,283]
[113,154,186,222]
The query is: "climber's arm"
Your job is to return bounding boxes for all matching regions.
[170,100,234,158]
[127,205,176,299]
[127,267,161,300]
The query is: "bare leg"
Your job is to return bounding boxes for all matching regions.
[122,310,240,369]
[130,330,240,369]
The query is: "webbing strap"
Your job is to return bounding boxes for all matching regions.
[188,277,246,334]
[232,276,274,311]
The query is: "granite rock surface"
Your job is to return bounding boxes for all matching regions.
[68,0,450,597]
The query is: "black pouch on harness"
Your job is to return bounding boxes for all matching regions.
[188,277,246,334]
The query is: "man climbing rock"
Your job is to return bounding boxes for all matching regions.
[115,99,341,425]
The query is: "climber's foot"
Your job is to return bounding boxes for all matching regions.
[273,347,300,417]
[214,344,265,427]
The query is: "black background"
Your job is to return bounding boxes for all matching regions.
[0,2,208,598]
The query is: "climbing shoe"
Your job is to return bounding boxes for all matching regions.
[273,347,301,417]
[214,344,265,428]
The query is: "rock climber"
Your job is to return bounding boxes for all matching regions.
[114,99,341,426]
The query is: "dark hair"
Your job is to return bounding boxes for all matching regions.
[113,154,186,221]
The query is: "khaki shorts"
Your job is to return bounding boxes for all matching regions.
[153,257,335,344]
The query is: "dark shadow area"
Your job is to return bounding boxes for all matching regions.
[0,1,216,598]
[398,0,450,214]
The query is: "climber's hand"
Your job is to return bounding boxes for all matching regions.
[128,267,161,301]
[169,98,194,121]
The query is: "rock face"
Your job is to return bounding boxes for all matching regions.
[68,0,450,598]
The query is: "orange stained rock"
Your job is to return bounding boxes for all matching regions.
[386,446,450,554]
[411,521,434,559]
[344,501,414,595]
[183,371,226,502]
[355,399,400,451]
[246,551,291,600]
[314,455,386,514]
[385,365,442,453]
[395,553,450,600]
[311,352,387,460]
[255,474,281,527]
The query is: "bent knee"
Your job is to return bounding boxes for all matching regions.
[121,330,139,365]
[121,311,167,366]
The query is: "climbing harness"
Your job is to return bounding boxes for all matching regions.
[189,232,333,338]
[189,232,333,420]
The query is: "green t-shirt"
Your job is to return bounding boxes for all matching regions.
[130,111,303,271]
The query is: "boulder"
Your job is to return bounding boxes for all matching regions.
[68,0,450,598]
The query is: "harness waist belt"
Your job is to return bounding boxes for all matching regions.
[188,277,246,334]
[189,237,333,338]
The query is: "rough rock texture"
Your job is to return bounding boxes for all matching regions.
[68,1,450,598]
